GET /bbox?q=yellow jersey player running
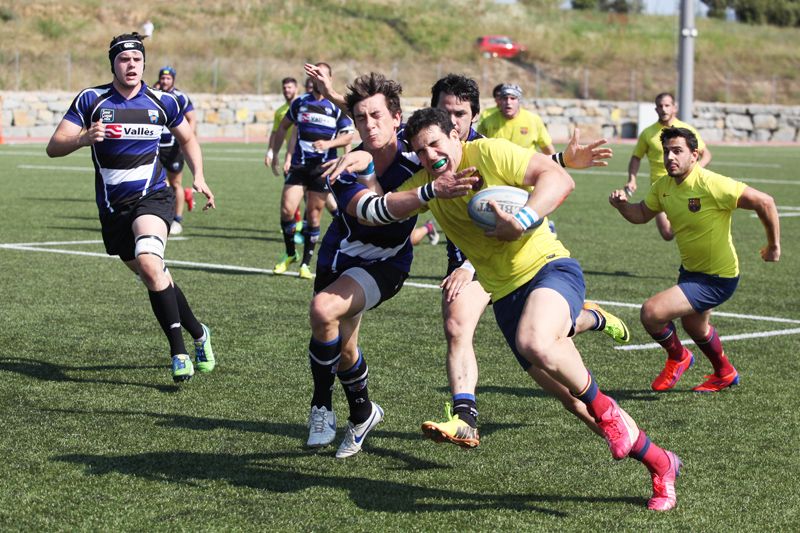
[626,92,712,240]
[329,107,682,512]
[610,127,779,392]
[477,83,555,155]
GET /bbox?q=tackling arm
[608,189,657,224]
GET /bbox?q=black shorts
[159,144,185,174]
[99,186,174,261]
[285,162,329,193]
[314,263,408,311]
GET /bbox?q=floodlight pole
[678,0,696,121]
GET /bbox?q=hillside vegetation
[0,0,798,103]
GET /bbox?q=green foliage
[0,6,16,22]
[1,142,799,529]
[34,17,68,39]
[734,0,800,26]
[571,0,598,9]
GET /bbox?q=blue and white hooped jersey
[318,129,421,274]
[159,88,193,148]
[287,92,354,166]
[445,127,485,266]
[63,82,184,214]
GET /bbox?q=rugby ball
[467,185,540,232]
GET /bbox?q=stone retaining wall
[3,91,799,143]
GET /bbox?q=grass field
[1,140,798,530]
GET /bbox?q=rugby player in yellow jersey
[326,106,679,511]
[477,83,555,155]
[610,127,779,393]
[625,92,712,240]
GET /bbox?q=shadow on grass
[439,385,663,402]
[0,357,179,393]
[23,197,93,203]
[45,226,100,234]
[52,449,643,515]
[583,269,672,281]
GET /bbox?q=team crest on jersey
[324,107,332,115]
[100,109,115,123]
[520,127,528,135]
[148,110,160,124]
[299,106,308,113]
[688,198,701,212]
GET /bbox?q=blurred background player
[46,33,216,383]
[419,75,628,449]
[264,76,304,245]
[477,83,503,125]
[625,92,712,240]
[610,126,779,392]
[477,83,555,156]
[269,62,354,279]
[156,66,196,235]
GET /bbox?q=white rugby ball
[467,185,540,232]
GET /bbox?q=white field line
[710,161,781,168]
[18,164,92,172]
[3,240,798,347]
[570,169,800,185]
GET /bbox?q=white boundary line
[3,239,798,348]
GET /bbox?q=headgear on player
[108,32,146,73]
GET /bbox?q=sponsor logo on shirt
[299,112,337,127]
[105,124,161,139]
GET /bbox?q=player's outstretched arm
[47,119,104,158]
[304,63,347,112]
[562,128,612,169]
[173,120,215,210]
[609,189,655,224]
[737,186,780,262]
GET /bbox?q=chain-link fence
[1,51,797,105]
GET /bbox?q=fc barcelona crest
[688,198,701,212]
[520,127,529,135]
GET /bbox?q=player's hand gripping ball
[467,186,541,232]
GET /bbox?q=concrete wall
[3,91,799,144]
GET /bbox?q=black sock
[309,335,340,410]
[173,283,203,339]
[302,225,320,266]
[452,393,478,427]
[281,219,296,256]
[148,285,186,356]
[337,350,371,424]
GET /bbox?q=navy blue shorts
[677,266,739,313]
[493,258,585,370]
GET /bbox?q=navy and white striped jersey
[63,82,184,214]
[159,88,193,148]
[318,130,421,274]
[445,126,485,266]
[286,92,354,166]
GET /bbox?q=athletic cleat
[648,451,682,511]
[193,323,215,373]
[184,187,194,211]
[171,354,194,383]
[598,399,636,460]
[169,220,183,235]
[273,252,300,274]
[692,369,740,392]
[424,221,440,246]
[583,301,630,343]
[335,402,384,458]
[299,263,313,280]
[294,220,304,245]
[307,406,337,448]
[421,403,480,448]
[651,349,694,391]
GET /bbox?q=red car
[475,35,526,59]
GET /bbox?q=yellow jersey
[633,119,706,184]
[644,166,746,277]
[272,100,294,137]
[477,108,552,152]
[401,138,570,300]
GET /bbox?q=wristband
[551,152,566,168]
[458,260,476,274]
[417,182,436,203]
[513,206,540,231]
[266,148,274,159]
[357,161,376,181]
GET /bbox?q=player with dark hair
[419,74,627,449]
[625,92,712,240]
[478,83,555,155]
[46,32,216,382]
[610,126,779,392]
[269,62,354,280]
[299,71,477,458]
[156,65,196,235]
